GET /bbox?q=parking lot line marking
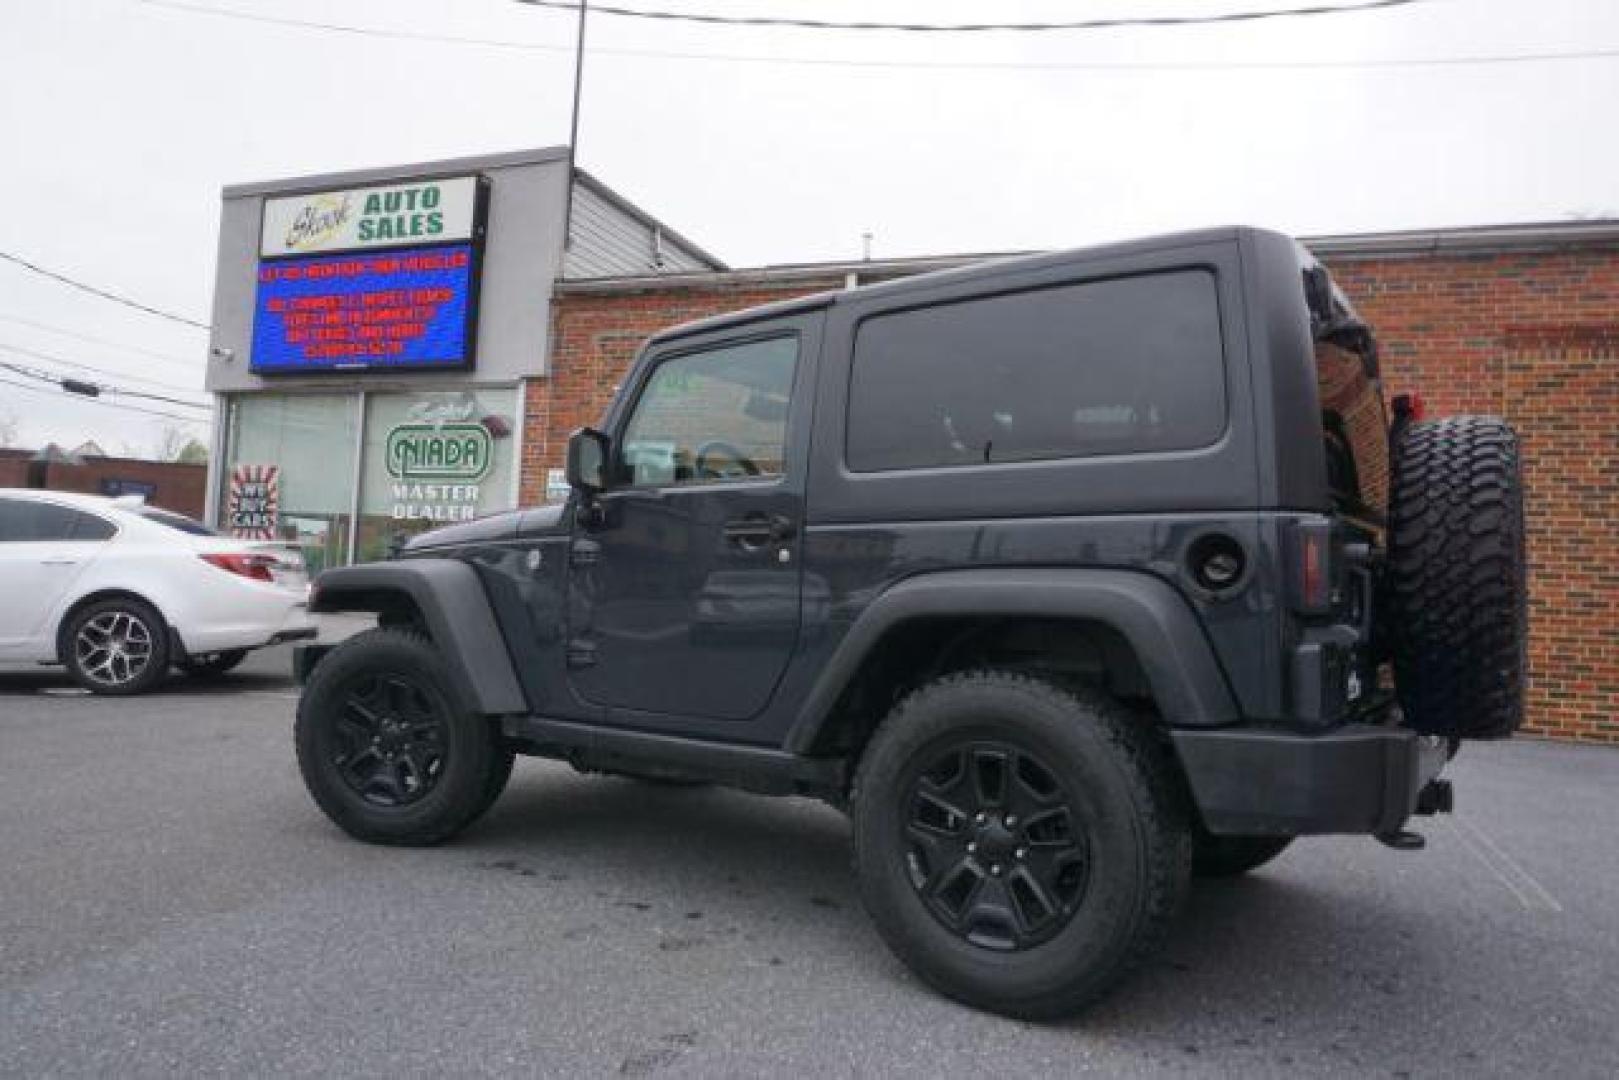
[1447,817,1564,914]
[1453,815,1564,913]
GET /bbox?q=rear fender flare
[309,560,526,716]
[785,568,1239,753]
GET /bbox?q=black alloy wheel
[903,738,1089,951]
[331,673,449,807]
[851,671,1192,1020]
[295,628,513,846]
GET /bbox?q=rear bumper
[1171,723,1451,837]
[177,603,317,655]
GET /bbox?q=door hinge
[569,539,601,567]
[566,639,598,669]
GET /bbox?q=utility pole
[561,0,590,252]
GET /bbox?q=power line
[0,360,212,414]
[0,341,209,401]
[0,250,210,330]
[133,0,1619,73]
[511,0,1431,33]
[0,313,204,371]
[0,372,210,425]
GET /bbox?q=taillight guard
[1288,520,1333,614]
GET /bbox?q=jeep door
[564,316,819,722]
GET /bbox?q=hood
[399,503,568,554]
[401,509,524,552]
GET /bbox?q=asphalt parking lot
[3,647,1618,1078]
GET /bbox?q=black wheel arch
[786,568,1240,757]
[310,560,527,717]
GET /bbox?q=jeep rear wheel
[296,628,512,846]
[1385,416,1528,739]
[851,671,1191,1020]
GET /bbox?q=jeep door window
[847,270,1225,471]
[619,336,798,487]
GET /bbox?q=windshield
[133,506,221,537]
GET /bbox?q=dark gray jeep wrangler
[294,227,1526,1019]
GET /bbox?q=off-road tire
[176,649,248,678]
[296,628,508,846]
[1192,828,1292,877]
[851,670,1192,1020]
[62,596,171,696]
[1385,416,1527,739]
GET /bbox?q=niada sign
[260,176,480,257]
[385,422,492,481]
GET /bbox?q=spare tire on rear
[1384,415,1527,739]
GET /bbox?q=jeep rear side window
[847,270,1226,472]
[619,335,798,487]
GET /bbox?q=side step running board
[502,715,846,797]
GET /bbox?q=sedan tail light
[199,552,278,583]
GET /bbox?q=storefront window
[353,388,519,563]
[223,394,358,573]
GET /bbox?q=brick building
[519,221,1619,743]
[0,447,206,517]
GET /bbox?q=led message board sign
[250,175,488,375]
[251,244,479,373]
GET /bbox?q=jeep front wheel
[851,671,1191,1020]
[295,628,512,846]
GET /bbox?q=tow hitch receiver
[1415,778,1454,816]
[1375,778,1455,851]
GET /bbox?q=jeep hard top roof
[648,226,1279,344]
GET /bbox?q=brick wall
[1330,251,1619,741]
[524,243,1619,741]
[39,457,207,518]
[520,283,836,506]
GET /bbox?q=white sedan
[0,489,315,694]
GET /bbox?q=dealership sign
[386,423,492,481]
[259,177,480,257]
[227,464,280,539]
[251,175,487,375]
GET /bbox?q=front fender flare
[785,568,1239,753]
[310,560,526,716]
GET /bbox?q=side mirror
[565,427,611,495]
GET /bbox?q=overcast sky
[1,0,1615,454]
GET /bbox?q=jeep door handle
[40,558,78,566]
[722,514,796,547]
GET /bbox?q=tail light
[199,552,278,583]
[1288,521,1333,613]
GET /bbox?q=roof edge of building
[556,252,1019,294]
[570,170,730,272]
[1304,219,1619,259]
[557,219,1619,294]
[222,146,571,199]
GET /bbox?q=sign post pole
[562,0,589,252]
